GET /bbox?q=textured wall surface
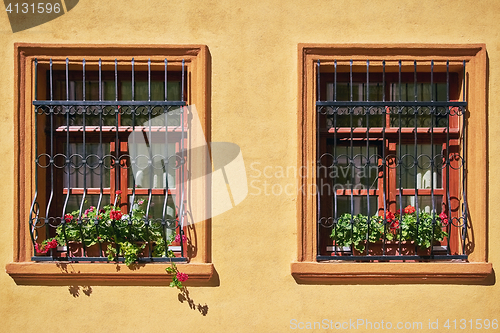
[0,1,499,332]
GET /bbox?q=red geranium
[390,220,400,234]
[385,211,395,222]
[110,209,122,221]
[404,205,416,214]
[35,238,58,254]
[64,214,73,223]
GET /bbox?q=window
[293,44,491,283]
[32,58,186,263]
[317,60,464,259]
[7,44,213,285]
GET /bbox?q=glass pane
[327,83,384,101]
[391,83,447,102]
[64,194,111,215]
[396,144,442,189]
[390,83,448,127]
[326,82,384,128]
[120,81,182,127]
[63,143,111,189]
[396,195,443,214]
[132,195,177,220]
[336,196,378,216]
[331,145,379,190]
[128,142,176,189]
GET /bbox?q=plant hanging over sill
[34,191,189,288]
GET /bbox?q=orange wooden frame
[293,44,492,284]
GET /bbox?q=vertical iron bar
[430,60,436,255]
[333,60,338,255]
[62,58,70,258]
[414,60,420,254]
[316,60,321,258]
[162,58,170,256]
[349,59,354,253]
[95,58,103,257]
[382,60,387,255]
[365,60,371,255]
[45,59,55,257]
[128,59,136,219]
[79,59,88,256]
[397,60,403,254]
[30,58,39,255]
[179,59,185,258]
[445,60,451,255]
[113,59,120,207]
[461,60,468,254]
[145,58,153,258]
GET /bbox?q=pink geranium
[174,234,187,243]
[176,272,189,282]
[439,212,449,225]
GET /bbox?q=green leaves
[330,210,448,252]
[331,214,385,252]
[55,199,186,287]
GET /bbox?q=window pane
[331,145,379,190]
[120,81,182,127]
[397,195,443,214]
[128,142,176,189]
[389,83,448,127]
[396,144,442,189]
[64,194,111,215]
[132,195,177,220]
[327,82,384,102]
[336,196,378,216]
[63,143,111,189]
[326,83,384,127]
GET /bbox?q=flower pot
[58,242,108,258]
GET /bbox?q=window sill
[6,262,215,286]
[291,262,493,284]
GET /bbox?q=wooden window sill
[6,262,215,286]
[291,262,493,284]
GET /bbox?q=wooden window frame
[293,44,492,283]
[7,43,214,286]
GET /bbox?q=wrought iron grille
[30,58,188,263]
[316,59,468,261]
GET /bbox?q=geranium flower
[439,212,449,225]
[35,238,58,254]
[385,211,395,222]
[46,239,58,249]
[110,209,122,221]
[174,234,187,243]
[176,272,188,282]
[390,220,400,234]
[35,243,47,254]
[64,214,73,223]
[404,205,416,214]
[84,206,95,216]
[115,190,122,195]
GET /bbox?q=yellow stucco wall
[1,1,499,332]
